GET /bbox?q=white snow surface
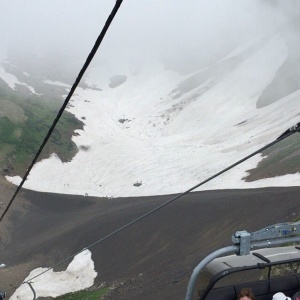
[0,64,21,90]
[5,36,300,197]
[0,63,41,95]
[9,250,97,300]
[44,79,71,87]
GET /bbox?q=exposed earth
[0,178,299,300]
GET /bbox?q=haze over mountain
[0,0,300,197]
[1,2,300,300]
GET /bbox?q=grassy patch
[0,99,26,123]
[244,134,300,181]
[0,74,84,176]
[56,288,109,300]
[0,117,21,144]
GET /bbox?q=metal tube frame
[185,223,300,300]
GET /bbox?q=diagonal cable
[23,121,300,284]
[0,0,124,223]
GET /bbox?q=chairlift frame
[185,222,300,300]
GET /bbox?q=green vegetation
[244,134,300,181]
[56,288,109,300]
[0,117,20,144]
[0,69,84,177]
[0,99,25,123]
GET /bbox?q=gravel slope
[0,186,300,299]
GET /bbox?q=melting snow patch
[44,79,71,87]
[9,250,97,299]
[0,65,22,90]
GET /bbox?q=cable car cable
[0,0,124,223]
[22,121,300,285]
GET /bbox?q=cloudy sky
[1,0,296,75]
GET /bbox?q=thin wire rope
[0,0,124,223]
[23,127,299,284]
[26,282,36,300]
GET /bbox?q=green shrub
[56,288,109,300]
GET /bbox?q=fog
[1,1,300,79]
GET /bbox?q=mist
[1,1,300,79]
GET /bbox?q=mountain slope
[1,34,300,197]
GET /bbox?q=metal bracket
[233,230,251,255]
[232,222,300,255]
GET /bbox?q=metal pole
[250,235,300,250]
[185,245,239,300]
